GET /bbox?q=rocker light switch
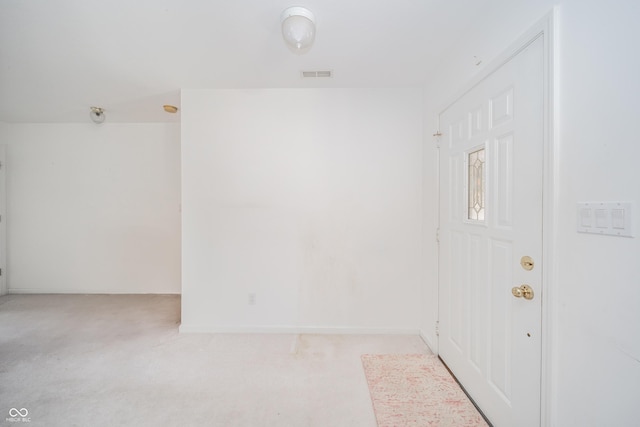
[577,202,633,238]
[594,209,608,228]
[580,208,592,227]
[611,209,625,229]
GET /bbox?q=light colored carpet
[0,294,431,427]
[362,354,488,427]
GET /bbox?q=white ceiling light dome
[280,6,316,53]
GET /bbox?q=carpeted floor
[0,294,433,427]
[362,354,488,427]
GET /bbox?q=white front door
[438,35,545,426]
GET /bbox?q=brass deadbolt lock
[520,256,534,271]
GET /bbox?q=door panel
[438,35,544,427]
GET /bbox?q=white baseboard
[179,324,421,335]
[419,330,438,354]
[7,288,181,295]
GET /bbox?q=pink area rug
[361,354,488,427]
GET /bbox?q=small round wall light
[163,105,178,113]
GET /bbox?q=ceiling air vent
[301,70,333,78]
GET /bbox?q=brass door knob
[511,284,534,300]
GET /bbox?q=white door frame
[435,10,558,426]
[0,144,6,296]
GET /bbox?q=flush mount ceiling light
[89,106,105,124]
[163,105,178,114]
[281,6,316,53]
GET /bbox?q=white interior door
[438,35,544,427]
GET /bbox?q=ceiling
[0,0,495,123]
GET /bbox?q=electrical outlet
[248,293,256,305]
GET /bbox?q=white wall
[181,88,423,333]
[4,123,181,294]
[421,1,640,425]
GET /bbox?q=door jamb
[0,144,6,296]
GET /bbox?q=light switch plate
[577,202,633,237]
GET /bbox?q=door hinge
[435,320,440,336]
[433,131,442,148]
[436,227,440,243]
